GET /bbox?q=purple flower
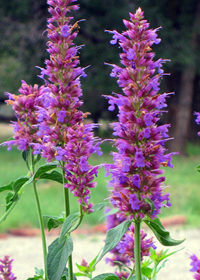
[131,174,141,188]
[189,252,200,280]
[61,24,70,37]
[57,110,66,122]
[144,113,154,126]
[79,156,89,172]
[129,194,140,210]
[135,150,145,167]
[116,225,156,262]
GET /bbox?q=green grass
[1,123,200,232]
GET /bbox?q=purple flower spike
[0,255,16,280]
[105,7,176,220]
[25,0,102,210]
[189,252,200,280]
[2,82,45,152]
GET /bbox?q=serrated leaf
[89,203,106,214]
[12,177,29,193]
[39,170,65,184]
[47,236,73,280]
[33,163,58,181]
[59,213,79,240]
[91,273,118,280]
[95,220,131,265]
[0,182,14,193]
[144,218,185,246]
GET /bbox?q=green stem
[134,220,142,280]
[32,155,48,280]
[63,170,74,280]
[69,204,84,233]
[151,261,158,279]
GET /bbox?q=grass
[1,123,200,232]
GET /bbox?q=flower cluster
[2,81,44,152]
[189,253,200,280]
[116,225,156,261]
[2,0,101,212]
[0,256,16,280]
[105,7,176,220]
[33,0,101,211]
[34,0,88,160]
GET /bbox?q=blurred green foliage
[0,0,200,143]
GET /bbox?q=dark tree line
[0,0,200,154]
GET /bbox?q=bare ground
[0,226,199,280]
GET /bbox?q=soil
[0,220,199,280]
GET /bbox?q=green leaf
[0,182,14,193]
[26,277,43,280]
[104,276,119,280]
[144,218,185,246]
[196,165,200,172]
[76,263,88,273]
[61,268,77,280]
[33,163,58,180]
[144,198,155,216]
[59,213,79,240]
[89,254,99,272]
[156,259,168,274]
[22,149,30,170]
[39,170,64,184]
[33,154,41,165]
[12,176,29,193]
[141,267,153,279]
[91,273,118,280]
[45,216,64,231]
[44,213,65,231]
[95,220,131,265]
[34,267,44,277]
[5,192,14,210]
[47,236,73,280]
[74,272,86,277]
[89,203,106,214]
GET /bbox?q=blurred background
[0,0,200,231]
[0,0,200,155]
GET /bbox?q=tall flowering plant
[0,1,102,280]
[92,7,184,280]
[0,2,186,280]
